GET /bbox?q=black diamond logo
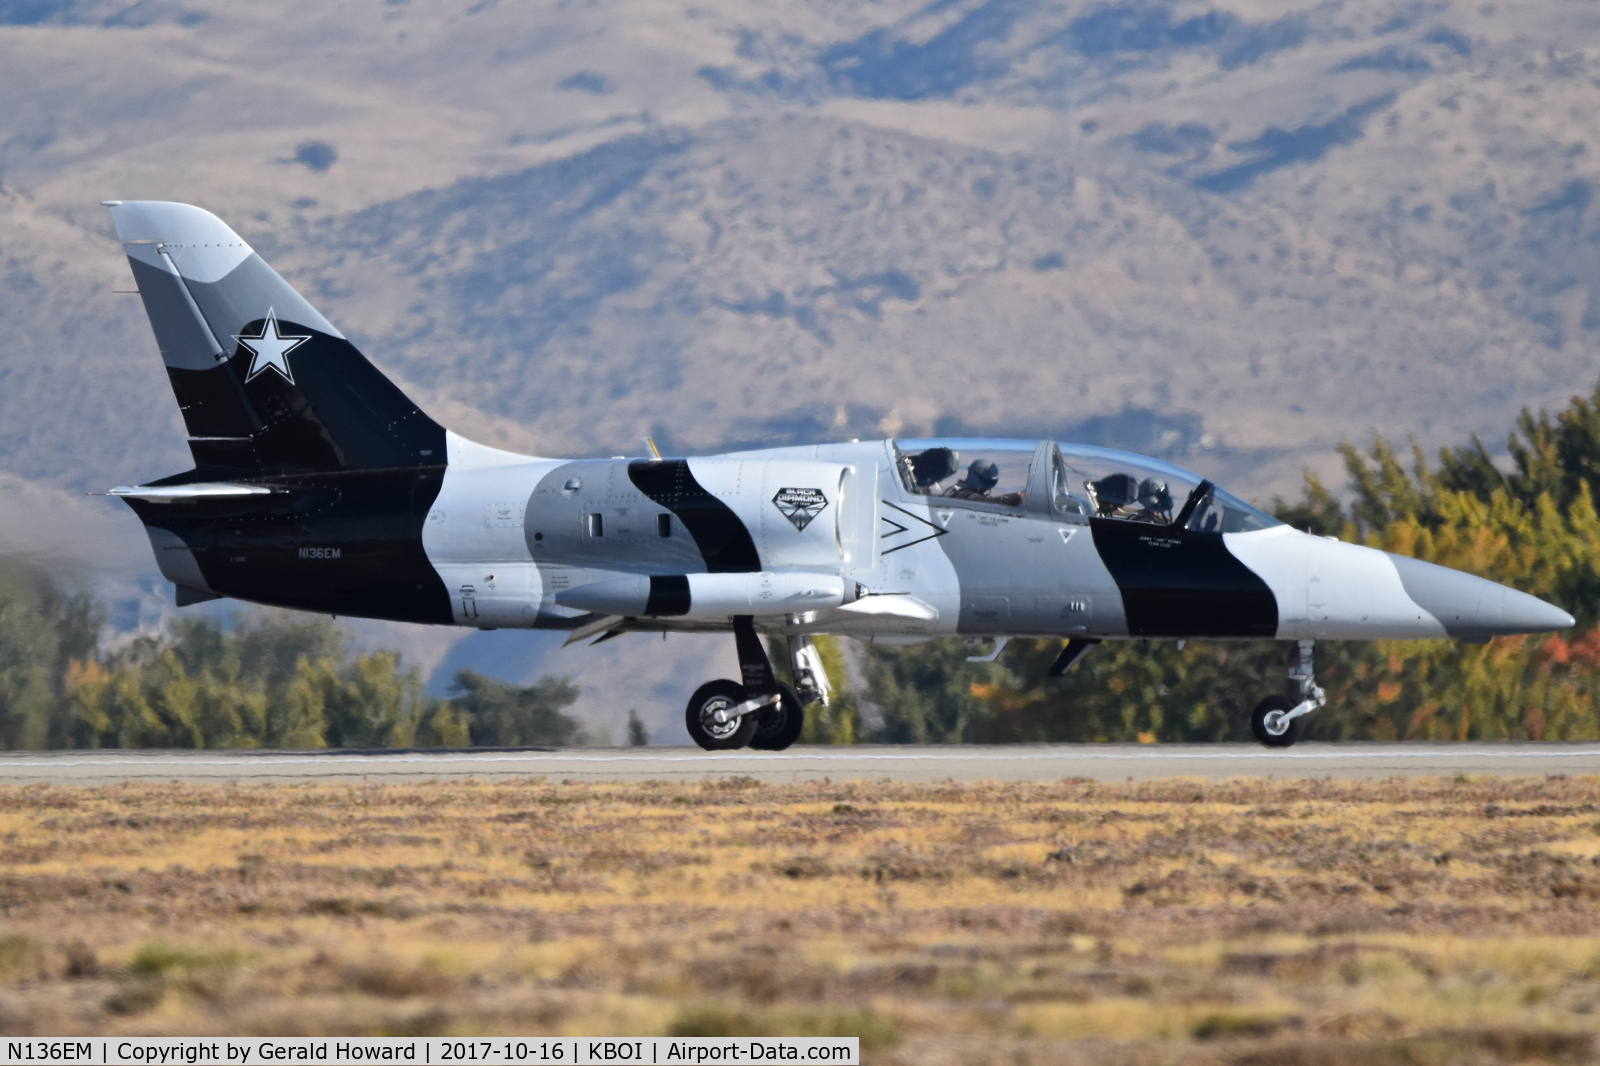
[773,487,828,531]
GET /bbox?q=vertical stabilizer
[106,200,444,474]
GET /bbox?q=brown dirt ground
[2,774,1600,1064]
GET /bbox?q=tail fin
[106,201,444,474]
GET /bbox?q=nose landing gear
[1251,639,1325,748]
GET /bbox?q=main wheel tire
[1251,694,1304,748]
[686,679,759,751]
[748,683,805,751]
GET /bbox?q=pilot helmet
[910,447,960,488]
[966,459,1000,492]
[1138,477,1170,507]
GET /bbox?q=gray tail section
[106,200,444,475]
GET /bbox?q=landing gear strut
[750,634,827,751]
[1251,639,1325,748]
[683,618,814,752]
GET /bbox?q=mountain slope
[0,0,1596,721]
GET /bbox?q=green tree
[64,610,454,750]
[0,568,589,751]
[864,639,1013,744]
[0,596,57,750]
[0,561,104,750]
[766,635,861,744]
[446,670,584,746]
[298,650,430,748]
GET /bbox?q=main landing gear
[1251,639,1325,748]
[684,618,829,752]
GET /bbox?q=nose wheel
[1252,640,1324,748]
[1251,695,1305,747]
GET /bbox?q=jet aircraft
[102,201,1575,749]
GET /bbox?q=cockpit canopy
[893,439,1282,534]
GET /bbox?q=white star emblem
[235,308,310,384]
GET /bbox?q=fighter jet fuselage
[104,201,1574,749]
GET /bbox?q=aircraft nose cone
[1387,553,1574,638]
[1497,586,1576,633]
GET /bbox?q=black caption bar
[0,1040,858,1066]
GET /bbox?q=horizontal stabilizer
[109,482,274,501]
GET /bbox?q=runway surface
[0,743,1596,785]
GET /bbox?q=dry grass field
[2,774,1600,1064]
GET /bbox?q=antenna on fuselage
[642,436,662,461]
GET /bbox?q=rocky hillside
[1,0,1596,734]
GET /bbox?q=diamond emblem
[772,487,828,532]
